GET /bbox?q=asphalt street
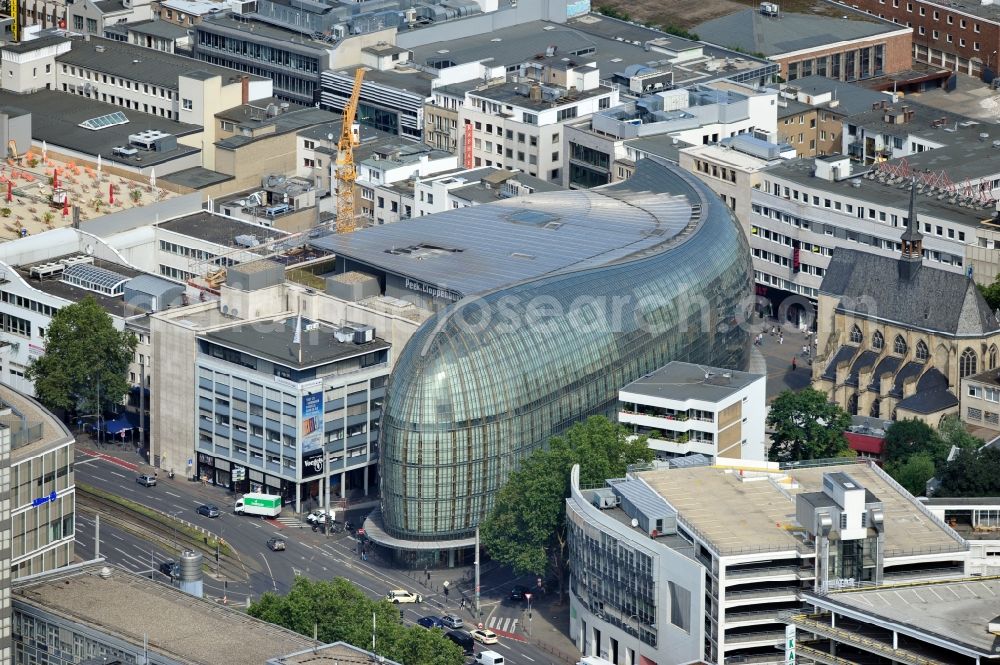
[74,451,572,664]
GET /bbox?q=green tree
[481,416,653,602]
[248,577,464,665]
[977,273,1000,312]
[26,296,136,418]
[937,447,1000,497]
[883,418,948,466]
[938,414,983,451]
[766,389,853,462]
[885,452,935,496]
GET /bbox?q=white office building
[618,362,766,462]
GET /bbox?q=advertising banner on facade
[301,392,323,454]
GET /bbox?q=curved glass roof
[61,263,129,295]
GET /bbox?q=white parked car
[386,589,422,604]
[306,509,332,524]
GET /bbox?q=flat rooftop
[813,577,1000,656]
[763,158,994,227]
[621,361,762,402]
[15,255,146,316]
[202,316,390,369]
[695,8,901,57]
[157,211,287,247]
[330,66,437,99]
[638,462,963,556]
[408,16,773,90]
[0,89,201,169]
[58,36,267,91]
[0,384,73,462]
[14,563,317,664]
[312,157,704,297]
[199,14,333,53]
[126,19,190,40]
[470,80,610,111]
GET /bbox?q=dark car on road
[197,504,220,518]
[417,616,444,629]
[445,630,474,655]
[159,560,180,578]
[509,585,529,601]
[267,537,286,551]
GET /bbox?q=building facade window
[872,330,884,351]
[916,339,929,361]
[850,324,863,344]
[893,335,907,355]
[960,347,978,378]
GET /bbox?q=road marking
[110,471,126,479]
[111,533,125,542]
[259,552,277,591]
[78,449,140,472]
[164,491,181,498]
[521,655,534,662]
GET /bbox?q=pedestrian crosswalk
[488,616,519,634]
[272,516,308,529]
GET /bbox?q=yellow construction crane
[8,0,18,43]
[335,67,365,234]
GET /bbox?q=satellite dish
[221,304,229,314]
[230,308,238,317]
[327,133,334,141]
[630,518,639,528]
[85,244,94,255]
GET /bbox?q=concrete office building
[618,361,766,462]
[191,261,390,503]
[12,561,318,665]
[5,385,75,581]
[312,157,753,562]
[679,136,795,231]
[695,6,913,84]
[849,0,1000,78]
[567,460,970,665]
[565,82,778,189]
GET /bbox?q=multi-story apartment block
[850,0,1000,77]
[618,362,766,462]
[564,82,777,189]
[354,143,456,223]
[844,98,980,164]
[959,369,1000,434]
[567,459,970,665]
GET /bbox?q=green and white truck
[234,493,282,517]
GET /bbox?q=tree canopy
[766,389,853,462]
[248,577,464,665]
[977,273,1000,312]
[936,446,1000,497]
[26,296,136,417]
[883,416,983,497]
[480,416,653,600]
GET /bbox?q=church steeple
[899,178,923,281]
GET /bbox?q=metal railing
[724,629,786,645]
[724,608,786,624]
[726,586,800,600]
[787,613,952,665]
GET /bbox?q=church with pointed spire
[813,181,1000,424]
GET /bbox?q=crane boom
[335,67,365,234]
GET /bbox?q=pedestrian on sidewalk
[792,357,797,371]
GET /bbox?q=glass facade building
[372,158,754,548]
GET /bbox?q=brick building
[851,0,1000,77]
[697,7,912,83]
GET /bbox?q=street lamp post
[988,50,998,78]
[628,613,642,665]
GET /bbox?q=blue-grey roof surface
[313,158,706,297]
[125,274,183,298]
[822,345,857,381]
[784,76,894,116]
[822,248,1000,336]
[607,478,675,521]
[620,360,762,401]
[696,9,900,56]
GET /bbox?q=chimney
[241,75,250,105]
[529,84,542,102]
